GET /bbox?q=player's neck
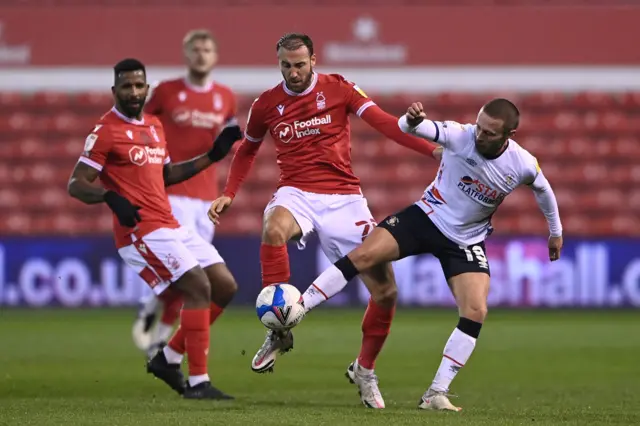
[482,140,509,160]
[114,104,143,122]
[285,72,316,94]
[186,73,211,90]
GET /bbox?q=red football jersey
[145,78,237,201]
[78,108,179,248]
[245,73,375,195]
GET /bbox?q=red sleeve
[222,139,261,199]
[78,124,114,171]
[337,75,375,116]
[144,82,163,115]
[360,105,437,158]
[244,97,268,142]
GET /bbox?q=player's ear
[508,129,517,139]
[310,53,317,67]
[111,86,115,95]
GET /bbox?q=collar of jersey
[111,106,145,126]
[183,77,214,93]
[282,72,318,97]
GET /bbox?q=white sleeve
[528,170,563,237]
[398,115,468,150]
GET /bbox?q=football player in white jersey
[295,98,563,410]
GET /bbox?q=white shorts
[119,226,220,295]
[168,195,223,264]
[264,186,376,263]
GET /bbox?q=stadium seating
[1,91,638,236]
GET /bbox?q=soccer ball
[256,284,306,330]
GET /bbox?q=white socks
[162,344,209,387]
[153,322,174,345]
[162,344,184,365]
[188,374,210,387]
[301,265,349,312]
[431,327,477,393]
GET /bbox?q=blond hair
[183,29,216,49]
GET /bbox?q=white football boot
[345,360,385,409]
[251,329,294,373]
[418,388,462,411]
[131,296,159,352]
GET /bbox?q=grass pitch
[0,308,638,425]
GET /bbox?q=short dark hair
[276,33,314,56]
[481,98,520,133]
[113,58,146,84]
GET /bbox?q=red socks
[175,309,210,376]
[358,298,396,369]
[260,243,290,287]
[167,303,225,356]
[209,303,224,324]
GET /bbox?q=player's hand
[548,235,563,261]
[406,102,427,127]
[104,190,142,228]
[207,123,243,162]
[207,196,233,225]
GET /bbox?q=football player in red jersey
[207,33,442,397]
[132,29,240,358]
[68,58,242,399]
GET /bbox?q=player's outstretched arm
[359,104,438,159]
[219,138,261,199]
[67,162,106,204]
[164,124,242,186]
[397,102,468,151]
[527,169,563,261]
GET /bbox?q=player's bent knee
[348,247,381,272]
[215,274,238,306]
[262,222,288,245]
[172,266,211,308]
[362,263,397,307]
[351,228,400,271]
[371,284,397,307]
[204,263,237,308]
[262,210,296,245]
[460,304,488,323]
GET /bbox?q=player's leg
[261,207,301,286]
[301,203,413,311]
[252,187,316,373]
[310,199,417,409]
[158,228,237,399]
[303,204,427,408]
[419,242,490,412]
[134,195,193,355]
[119,229,212,397]
[195,198,237,327]
[132,287,159,352]
[160,265,221,399]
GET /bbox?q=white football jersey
[413,120,541,247]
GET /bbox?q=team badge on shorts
[386,216,399,227]
[165,254,181,271]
